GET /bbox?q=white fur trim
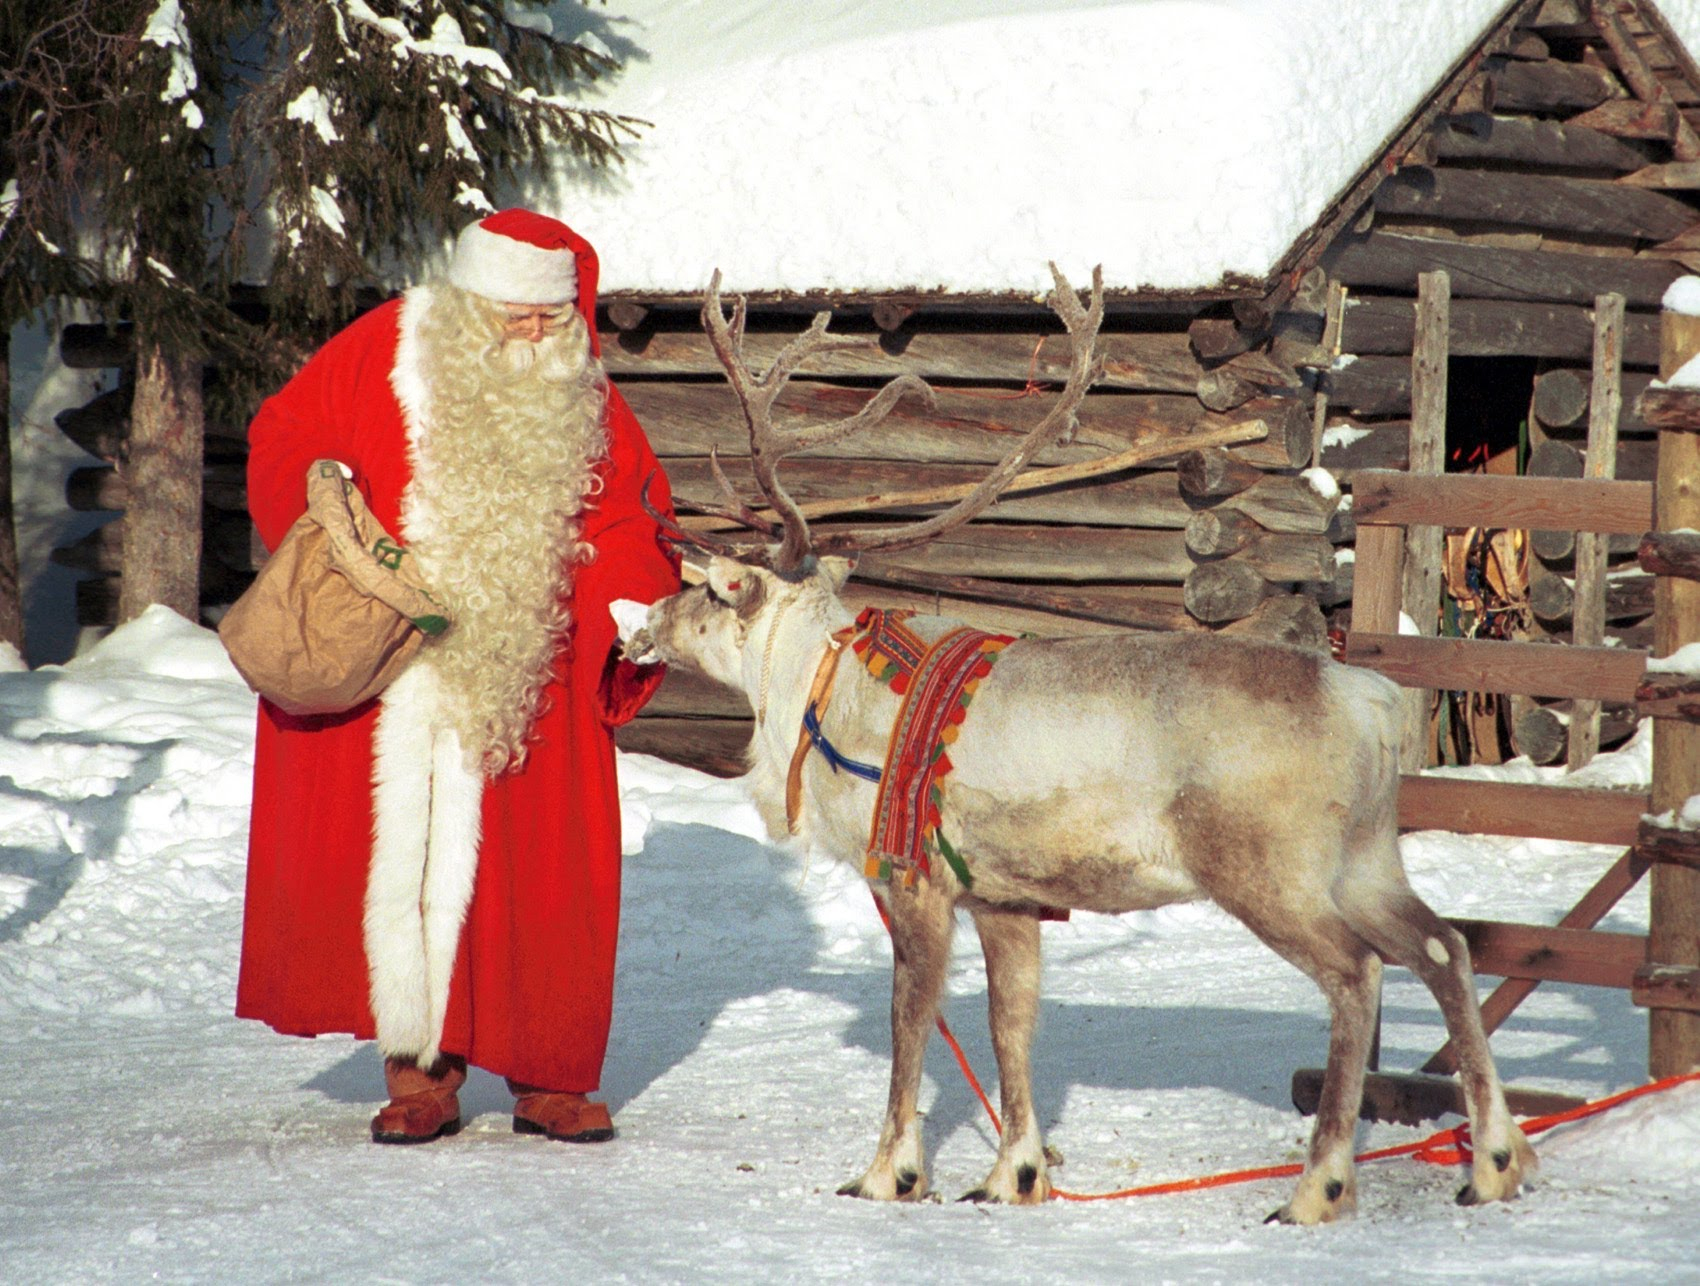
[448,222,578,305]
[366,636,484,1065]
[390,287,433,454]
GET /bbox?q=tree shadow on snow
[295,820,1654,1147]
[0,670,177,946]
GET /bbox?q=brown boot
[371,1055,466,1144]
[509,1081,615,1143]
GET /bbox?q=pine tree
[0,3,131,652]
[230,1,642,345]
[5,0,641,637]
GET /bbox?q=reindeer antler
[686,264,1104,575]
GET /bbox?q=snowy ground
[2,608,1698,1283]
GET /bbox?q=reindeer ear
[707,556,767,615]
[817,555,856,593]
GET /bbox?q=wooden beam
[1633,965,1700,1013]
[1342,631,1647,701]
[645,668,751,720]
[1348,523,1405,634]
[1350,470,1653,534]
[1640,529,1700,579]
[606,327,1214,393]
[614,717,750,778]
[1634,818,1700,871]
[845,569,1198,635]
[1396,775,1648,845]
[1451,917,1645,989]
[1324,228,1681,308]
[1650,297,1700,1076]
[1429,112,1655,173]
[626,383,1310,470]
[666,457,1200,529]
[1536,368,1656,435]
[1567,97,1683,142]
[1635,670,1700,720]
[1290,1069,1584,1126]
[1531,567,1655,623]
[1512,700,1641,764]
[1373,166,1696,242]
[1490,52,1624,112]
[1338,294,1662,366]
[1570,292,1627,768]
[1401,272,1449,765]
[1637,384,1700,430]
[1592,0,1700,159]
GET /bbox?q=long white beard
[401,285,609,776]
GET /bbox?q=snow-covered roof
[544,0,1700,300]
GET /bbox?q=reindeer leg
[1212,884,1381,1225]
[960,903,1049,1205]
[1338,873,1537,1208]
[838,880,955,1202]
[1267,940,1380,1226]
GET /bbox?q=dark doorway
[1446,356,1537,474]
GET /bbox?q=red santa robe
[235,237,680,1091]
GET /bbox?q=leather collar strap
[785,626,864,833]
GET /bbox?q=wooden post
[1651,296,1700,1076]
[1569,292,1625,769]
[1402,272,1449,767]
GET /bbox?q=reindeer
[614,266,1536,1224]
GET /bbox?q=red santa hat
[446,208,603,355]
[448,208,584,306]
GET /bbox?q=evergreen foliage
[230,1,644,345]
[2,0,642,645]
[5,0,642,383]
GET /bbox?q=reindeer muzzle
[609,598,661,665]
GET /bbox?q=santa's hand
[609,599,659,664]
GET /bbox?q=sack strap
[305,461,449,635]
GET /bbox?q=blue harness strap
[803,703,882,782]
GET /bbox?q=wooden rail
[1343,451,1700,1074]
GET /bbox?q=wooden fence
[1298,459,1700,1115]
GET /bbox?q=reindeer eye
[704,583,729,607]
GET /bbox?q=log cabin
[55,0,1700,773]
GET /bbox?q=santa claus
[235,209,681,1145]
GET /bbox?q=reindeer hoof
[1456,1183,1481,1207]
[1267,1174,1355,1226]
[836,1180,866,1199]
[959,1187,992,1204]
[1265,1203,1333,1226]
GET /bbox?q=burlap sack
[219,460,449,716]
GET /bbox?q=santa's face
[499,302,574,344]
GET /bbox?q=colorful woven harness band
[851,608,1013,889]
